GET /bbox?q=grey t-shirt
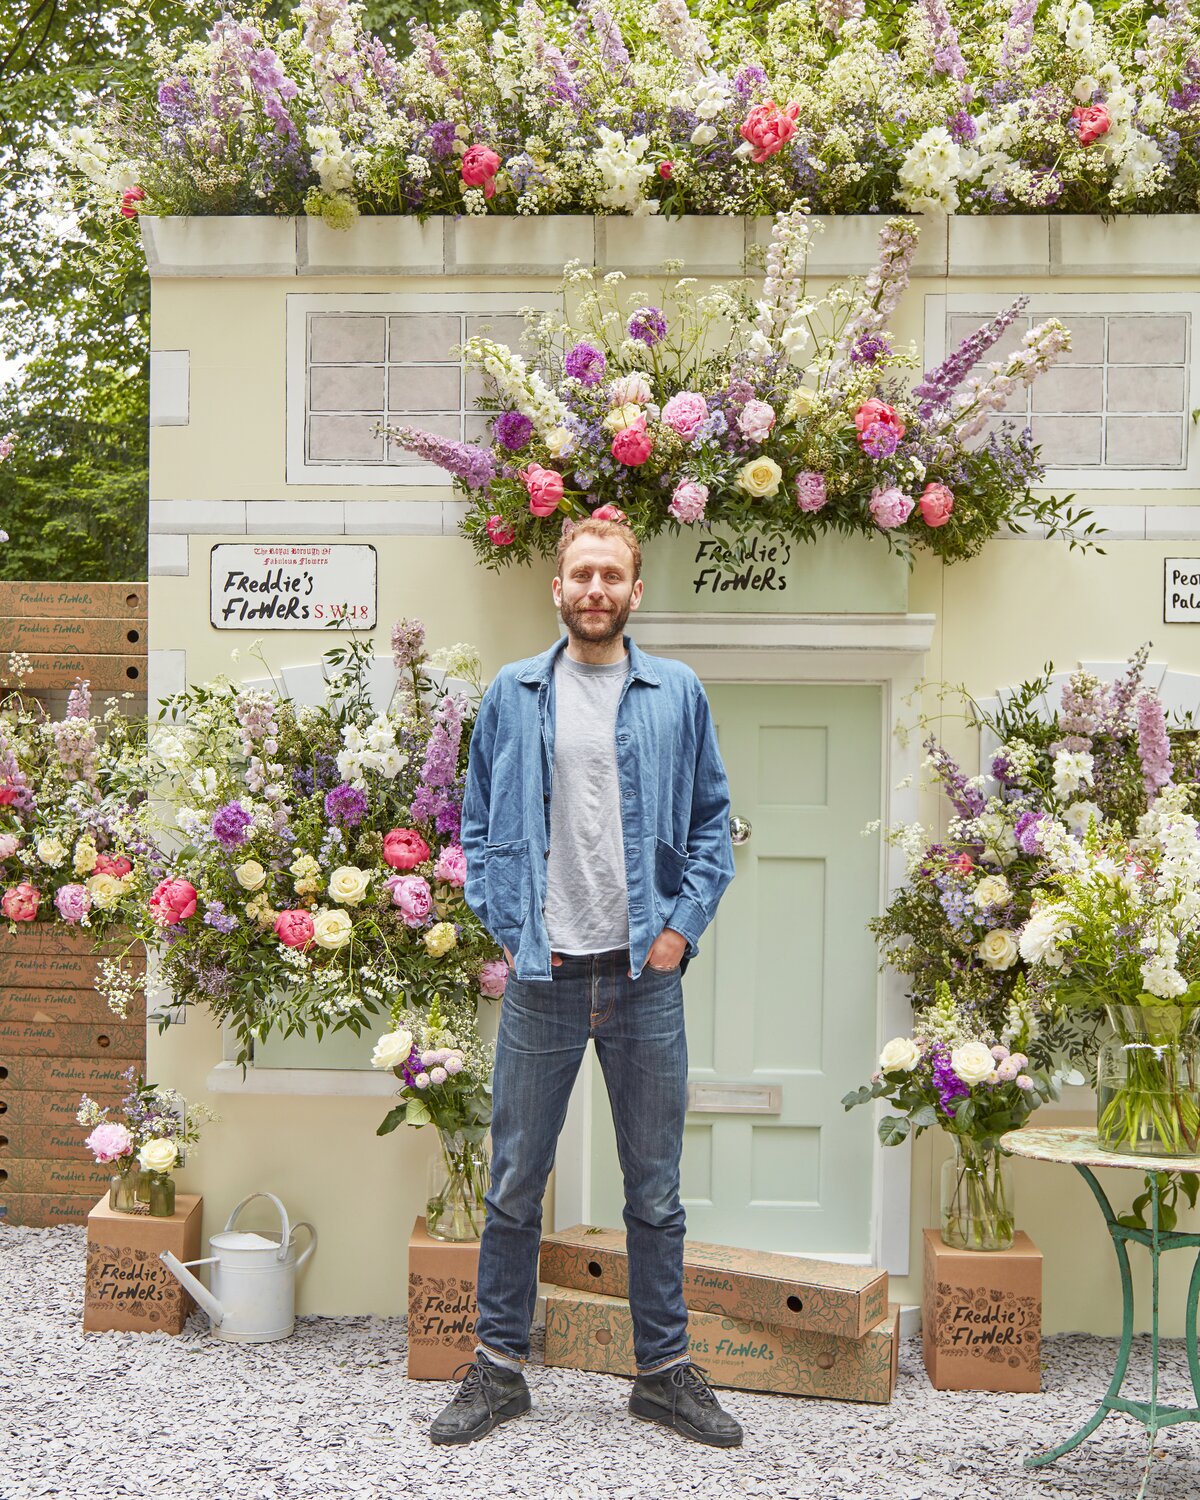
[543,652,630,954]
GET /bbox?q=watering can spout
[159,1251,225,1326]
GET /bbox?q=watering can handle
[289,1221,317,1272]
[225,1191,292,1261]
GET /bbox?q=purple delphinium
[386,425,496,491]
[628,307,667,347]
[203,900,239,935]
[930,1045,971,1116]
[1014,810,1051,855]
[587,4,631,71]
[212,801,252,849]
[1137,691,1173,802]
[564,343,607,387]
[850,333,892,365]
[426,119,457,159]
[324,782,368,827]
[495,410,533,451]
[859,421,901,459]
[411,693,466,840]
[925,737,986,819]
[913,296,1029,421]
[999,0,1036,67]
[946,109,977,145]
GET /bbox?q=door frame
[553,611,936,1278]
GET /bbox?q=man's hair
[555,518,643,580]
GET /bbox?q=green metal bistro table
[1002,1125,1200,1493]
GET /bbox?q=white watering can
[159,1191,317,1343]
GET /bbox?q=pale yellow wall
[149,259,1200,1328]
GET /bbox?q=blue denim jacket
[461,635,734,981]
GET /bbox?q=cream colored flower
[312,908,353,950]
[878,1036,921,1073]
[544,426,576,458]
[234,859,267,892]
[972,874,1010,909]
[290,852,321,882]
[138,1139,178,1173]
[736,457,782,498]
[36,836,66,868]
[328,865,370,905]
[950,1041,996,1086]
[603,402,644,432]
[424,921,458,957]
[977,928,1020,971]
[86,873,124,910]
[785,386,817,420]
[371,1028,414,1069]
[245,892,279,931]
[73,840,98,876]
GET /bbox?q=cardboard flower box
[406,1216,480,1380]
[83,1192,203,1334]
[540,1225,888,1340]
[921,1229,1042,1392]
[543,1286,900,1403]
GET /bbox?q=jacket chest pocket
[484,839,531,935]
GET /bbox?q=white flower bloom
[372,1028,414,1069]
[1019,905,1073,970]
[879,1036,921,1072]
[1063,800,1103,837]
[977,928,1020,971]
[950,1041,996,1086]
[1053,749,1094,799]
[690,124,718,146]
[972,874,1011,909]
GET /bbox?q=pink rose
[611,419,654,466]
[461,145,501,198]
[0,832,19,860]
[737,399,776,444]
[590,504,627,523]
[433,844,467,887]
[0,784,18,806]
[658,161,673,180]
[54,884,92,925]
[275,909,315,949]
[485,514,515,546]
[795,472,827,512]
[148,877,197,926]
[382,829,431,870]
[668,480,708,523]
[868,485,914,530]
[93,853,133,878]
[85,1121,133,1164]
[660,392,710,441]
[919,482,954,528]
[1072,104,1110,147]
[854,399,905,444]
[388,874,433,927]
[119,186,146,219]
[740,100,800,163]
[479,959,509,999]
[2,881,40,922]
[522,464,565,517]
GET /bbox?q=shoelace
[449,1359,512,1416]
[668,1362,719,1407]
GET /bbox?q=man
[432,517,739,1448]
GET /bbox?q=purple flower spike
[628,307,667,347]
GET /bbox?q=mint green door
[586,683,882,1255]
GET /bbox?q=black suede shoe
[628,1362,743,1448]
[429,1354,532,1445]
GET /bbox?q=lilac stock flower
[924,737,986,819]
[494,410,533,451]
[734,64,768,99]
[946,110,977,145]
[426,119,457,159]
[391,618,426,673]
[212,801,252,849]
[1014,810,1051,855]
[1000,0,1036,67]
[324,783,368,827]
[628,307,667,347]
[930,1045,970,1116]
[203,900,239,934]
[859,421,902,459]
[913,296,1029,421]
[850,333,892,365]
[1137,692,1173,801]
[387,425,496,491]
[564,343,607,387]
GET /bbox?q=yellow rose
[312,908,353,950]
[602,402,643,432]
[424,921,458,957]
[328,865,370,905]
[544,426,576,458]
[234,859,267,892]
[138,1139,178,1173]
[36,836,66,868]
[86,873,124,910]
[73,841,98,876]
[736,457,783,498]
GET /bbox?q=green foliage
[1117,1171,1200,1233]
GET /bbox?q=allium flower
[627,307,667,347]
[859,422,901,459]
[324,783,368,827]
[850,334,892,364]
[494,411,533,451]
[564,343,607,387]
[211,801,252,849]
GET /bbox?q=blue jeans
[473,948,690,1375]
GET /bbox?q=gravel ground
[3,1225,1199,1500]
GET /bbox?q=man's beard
[559,593,632,645]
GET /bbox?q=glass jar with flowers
[844,980,1056,1251]
[80,1065,217,1214]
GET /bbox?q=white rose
[544,426,576,458]
[328,865,370,906]
[690,124,717,146]
[86,873,124,910]
[950,1041,996,1087]
[972,874,1010,909]
[36,836,66,868]
[371,1028,414,1070]
[138,1139,178,1173]
[603,402,644,432]
[312,908,353,949]
[878,1036,921,1073]
[234,859,267,892]
[977,928,1020,971]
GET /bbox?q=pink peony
[658,161,673,180]
[479,959,509,998]
[85,1121,134,1164]
[521,464,565,517]
[433,844,467,887]
[737,399,776,443]
[93,853,132,878]
[2,881,41,922]
[611,419,654,466]
[854,399,905,445]
[389,874,433,927]
[660,392,710,441]
[590,504,627,523]
[275,909,315,949]
[795,472,827,512]
[382,828,431,870]
[54,884,92,924]
[609,373,652,406]
[0,832,19,860]
[740,100,800,163]
[148,877,197,926]
[668,480,708,523]
[919,482,955,528]
[1073,104,1110,146]
[119,186,146,219]
[485,514,515,546]
[868,486,914,530]
[460,145,501,198]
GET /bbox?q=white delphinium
[896,126,965,213]
[749,209,820,366]
[462,337,572,433]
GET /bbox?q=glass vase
[426,1129,490,1242]
[940,1138,1015,1252]
[1096,1004,1200,1158]
[108,1164,143,1213]
[147,1171,176,1218]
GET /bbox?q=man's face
[552,534,643,646]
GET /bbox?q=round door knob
[730,816,752,845]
